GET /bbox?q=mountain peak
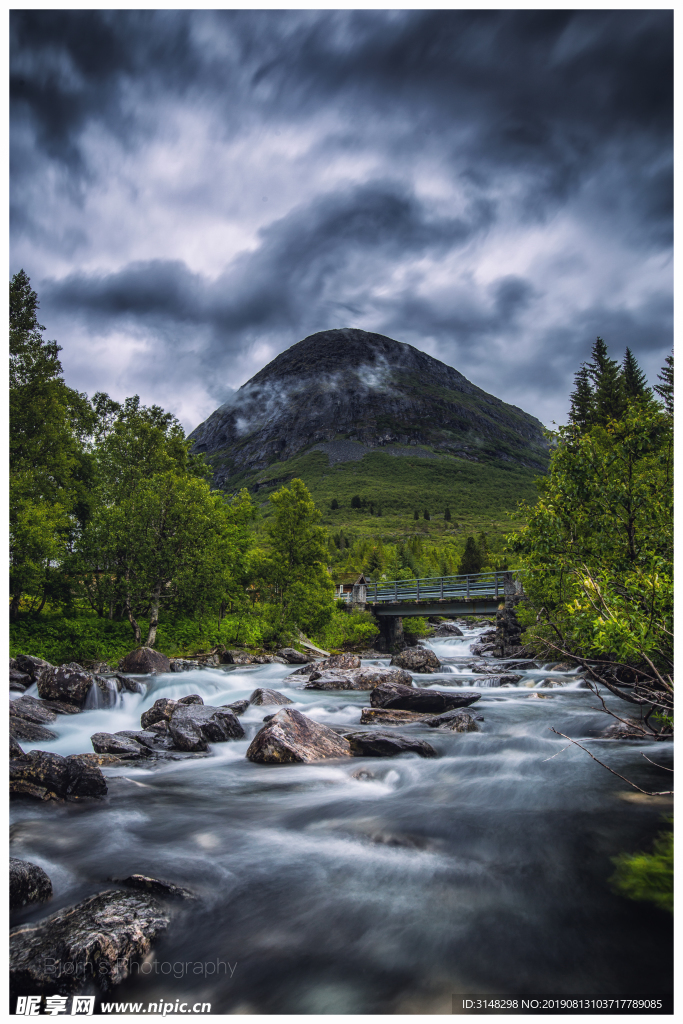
[190,328,548,490]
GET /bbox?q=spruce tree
[622,347,650,401]
[587,337,625,424]
[654,353,673,416]
[568,364,594,429]
[444,507,451,522]
[414,510,419,520]
[458,536,483,576]
[424,509,430,521]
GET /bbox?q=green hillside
[226,446,542,552]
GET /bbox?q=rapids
[10,624,673,1012]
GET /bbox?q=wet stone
[344,731,438,758]
[222,699,250,716]
[370,682,481,713]
[390,647,441,673]
[10,858,53,910]
[247,708,352,764]
[115,874,195,901]
[248,688,294,706]
[119,648,171,675]
[10,750,107,801]
[168,705,245,752]
[10,889,170,995]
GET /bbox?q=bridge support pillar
[495,572,524,656]
[374,615,404,654]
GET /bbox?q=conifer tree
[654,353,673,416]
[568,364,594,429]
[587,336,625,424]
[622,347,650,401]
[444,507,451,522]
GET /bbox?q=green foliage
[257,478,335,640]
[423,509,430,520]
[510,354,673,687]
[351,494,361,509]
[330,498,339,510]
[314,608,380,651]
[458,536,484,575]
[654,353,673,416]
[610,822,673,914]
[9,271,95,616]
[9,610,265,665]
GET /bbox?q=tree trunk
[10,590,21,620]
[124,574,142,644]
[145,581,162,648]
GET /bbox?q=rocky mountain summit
[190,328,548,489]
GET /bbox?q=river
[10,624,673,1013]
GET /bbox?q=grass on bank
[8,606,427,666]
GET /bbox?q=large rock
[14,655,53,684]
[119,648,171,675]
[10,859,53,910]
[91,732,154,758]
[432,622,464,637]
[277,648,314,664]
[10,889,170,995]
[10,751,107,801]
[140,697,181,730]
[222,699,249,716]
[390,647,441,673]
[168,705,245,752]
[115,874,194,901]
[37,664,118,708]
[169,659,202,672]
[370,682,481,713]
[246,708,352,764]
[359,708,430,725]
[10,669,31,692]
[315,653,361,672]
[304,666,413,691]
[248,688,294,706]
[10,735,25,757]
[422,709,481,732]
[344,731,437,758]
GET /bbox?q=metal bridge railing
[369,570,520,604]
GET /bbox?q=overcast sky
[11,9,672,431]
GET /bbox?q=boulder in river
[314,653,361,672]
[37,663,118,708]
[169,658,202,672]
[304,665,413,691]
[10,668,31,692]
[10,750,107,801]
[14,654,53,685]
[390,647,441,673]
[10,889,170,995]
[91,732,154,758]
[248,688,294,706]
[10,858,53,909]
[431,622,464,637]
[370,682,481,713]
[10,735,25,757]
[168,704,244,752]
[277,647,314,664]
[222,699,250,716]
[119,648,171,675]
[599,720,647,739]
[247,708,352,764]
[115,874,195,901]
[421,709,480,732]
[344,731,437,758]
[359,708,430,725]
[140,697,181,729]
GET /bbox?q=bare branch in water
[549,729,673,796]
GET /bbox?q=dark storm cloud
[43,181,494,366]
[11,9,672,429]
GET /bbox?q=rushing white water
[10,625,672,1012]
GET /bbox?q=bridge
[352,570,523,618]
[340,570,524,651]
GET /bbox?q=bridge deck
[360,571,516,617]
